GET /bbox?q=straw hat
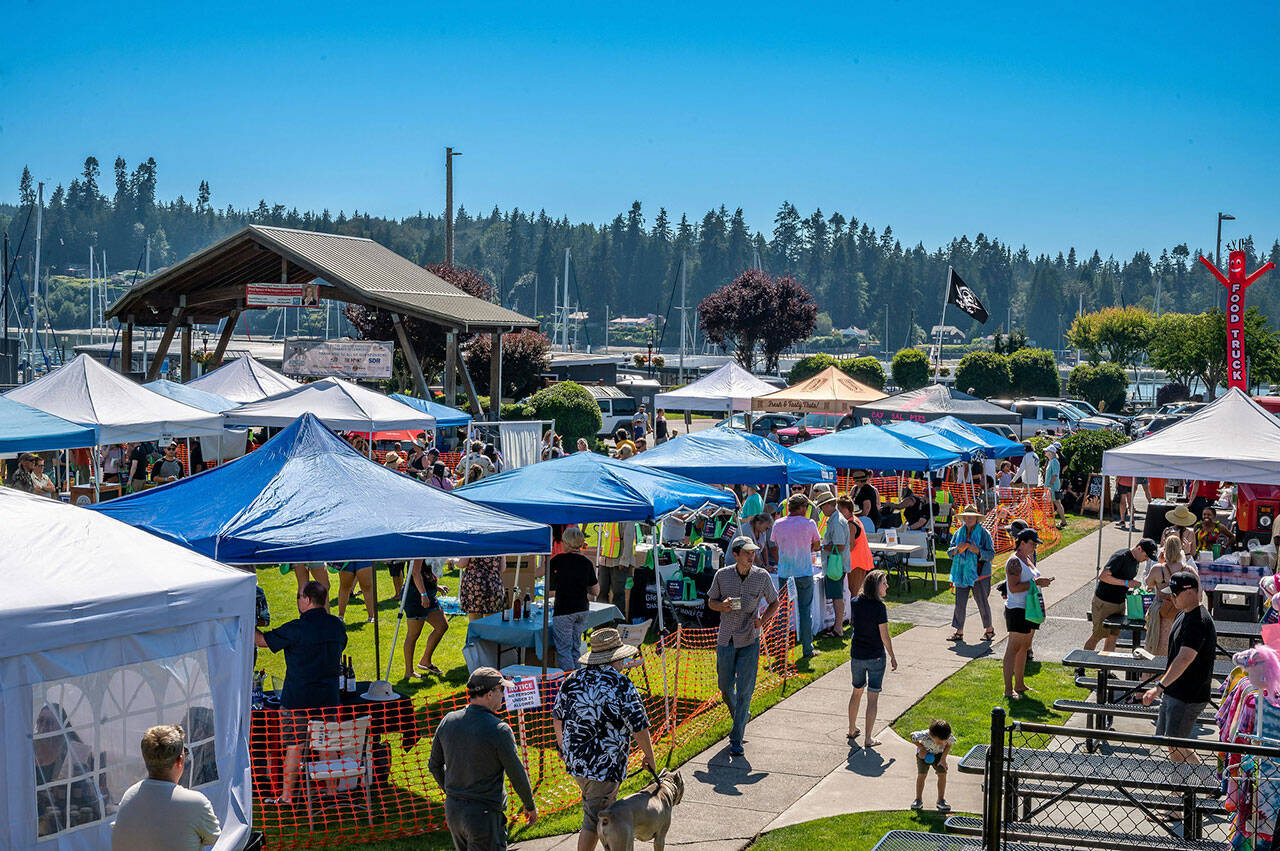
[1165,504,1197,527]
[814,492,838,508]
[579,628,639,666]
[957,505,984,520]
[384,451,402,465]
[361,680,401,701]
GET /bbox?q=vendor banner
[282,339,394,379]
[245,282,321,307]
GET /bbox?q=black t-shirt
[854,484,879,525]
[128,445,150,481]
[655,418,668,440]
[262,608,349,710]
[550,552,598,617]
[903,497,929,527]
[1165,604,1217,704]
[1096,548,1139,604]
[849,596,888,660]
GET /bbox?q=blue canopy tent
[92,413,550,676]
[388,393,472,429]
[884,420,977,461]
[461,451,737,684]
[0,395,97,454]
[791,424,962,472]
[926,416,1025,460]
[629,425,835,486]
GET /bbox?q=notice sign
[282,339,394,379]
[504,677,541,712]
[245,282,321,307]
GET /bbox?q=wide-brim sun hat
[957,505,984,519]
[1165,504,1197,527]
[580,627,639,666]
[361,679,401,701]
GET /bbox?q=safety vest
[815,511,830,538]
[600,523,624,559]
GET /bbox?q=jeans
[952,575,993,631]
[716,640,760,746]
[552,611,590,670]
[792,575,815,656]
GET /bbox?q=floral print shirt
[552,665,650,782]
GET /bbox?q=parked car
[777,412,844,445]
[584,386,641,437]
[1036,396,1131,430]
[988,399,1118,438]
[1132,413,1186,439]
[715,411,798,436]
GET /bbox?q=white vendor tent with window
[653,362,778,413]
[1101,388,1280,484]
[0,489,255,850]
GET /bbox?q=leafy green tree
[1066,363,1128,413]
[1066,306,1153,368]
[463,329,552,400]
[891,348,930,391]
[1008,348,1060,396]
[526,381,602,448]
[954,351,1011,398]
[839,356,885,390]
[1145,313,1204,388]
[1058,428,1130,480]
[787,353,839,384]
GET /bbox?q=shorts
[280,709,313,747]
[916,754,948,774]
[1004,606,1039,634]
[1116,484,1132,496]
[404,585,440,620]
[385,561,406,579]
[824,575,846,600]
[850,656,887,692]
[1154,694,1208,739]
[339,561,372,574]
[574,777,620,832]
[1090,596,1126,640]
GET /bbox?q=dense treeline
[4,157,1279,349]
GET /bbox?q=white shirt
[1017,452,1040,486]
[111,779,220,850]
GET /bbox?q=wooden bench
[944,815,1227,851]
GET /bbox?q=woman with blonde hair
[1143,536,1185,654]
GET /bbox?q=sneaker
[911,799,923,810]
[937,799,951,812]
[729,744,745,756]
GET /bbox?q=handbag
[1024,581,1046,625]
[1124,590,1146,620]
[824,552,845,581]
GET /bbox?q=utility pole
[562,249,570,352]
[604,304,610,351]
[445,147,461,267]
[1216,212,1235,311]
[2,232,9,348]
[89,246,95,343]
[32,182,43,361]
[679,253,687,383]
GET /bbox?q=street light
[1216,212,1235,310]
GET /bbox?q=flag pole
[934,268,951,381]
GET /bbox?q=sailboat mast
[562,248,570,352]
[679,254,687,383]
[31,182,43,361]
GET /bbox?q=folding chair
[304,714,374,826]
[615,619,653,692]
[898,529,937,589]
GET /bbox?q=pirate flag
[947,267,989,324]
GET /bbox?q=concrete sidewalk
[515,517,1129,850]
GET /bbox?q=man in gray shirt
[111,725,220,850]
[707,536,780,756]
[430,667,537,849]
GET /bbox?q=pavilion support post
[444,330,458,407]
[490,331,502,420]
[145,307,183,382]
[391,313,429,398]
[208,309,240,371]
[456,350,483,418]
[121,319,135,376]
[180,324,192,383]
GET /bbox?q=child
[910,719,956,812]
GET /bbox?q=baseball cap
[1015,528,1042,545]
[730,535,760,553]
[467,667,513,694]
[1168,570,1200,595]
[1136,538,1159,560]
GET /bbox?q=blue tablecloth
[465,601,623,669]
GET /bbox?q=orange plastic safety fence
[252,593,798,847]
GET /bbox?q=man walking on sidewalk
[708,535,781,756]
[773,493,822,658]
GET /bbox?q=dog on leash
[597,769,684,851]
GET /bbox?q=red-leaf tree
[698,269,817,372]
[344,263,496,385]
[464,330,553,400]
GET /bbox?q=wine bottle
[523,590,532,619]
[347,657,358,693]
[513,588,523,620]
[501,589,511,622]
[338,656,347,692]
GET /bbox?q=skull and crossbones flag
[946,267,989,324]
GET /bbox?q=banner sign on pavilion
[1200,247,1275,391]
[282,339,395,379]
[245,282,321,307]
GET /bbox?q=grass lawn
[886,512,1097,607]
[749,809,967,851]
[891,658,1090,746]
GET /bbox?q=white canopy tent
[653,362,778,413]
[188,355,300,404]
[1101,388,1280,484]
[223,377,434,432]
[0,489,255,850]
[5,354,226,444]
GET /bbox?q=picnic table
[958,743,1222,839]
[1097,613,1261,653]
[1063,648,1234,703]
[1195,558,1266,593]
[464,601,623,669]
[868,541,922,590]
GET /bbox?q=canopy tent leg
[383,559,417,683]
[927,476,938,590]
[651,523,671,738]
[180,323,193,383]
[366,437,382,678]
[391,313,430,399]
[490,331,502,421]
[541,554,550,679]
[1127,486,1135,548]
[207,310,240,372]
[444,330,458,410]
[145,306,183,382]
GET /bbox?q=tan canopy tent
[752,365,886,414]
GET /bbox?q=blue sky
[3,1,1277,258]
